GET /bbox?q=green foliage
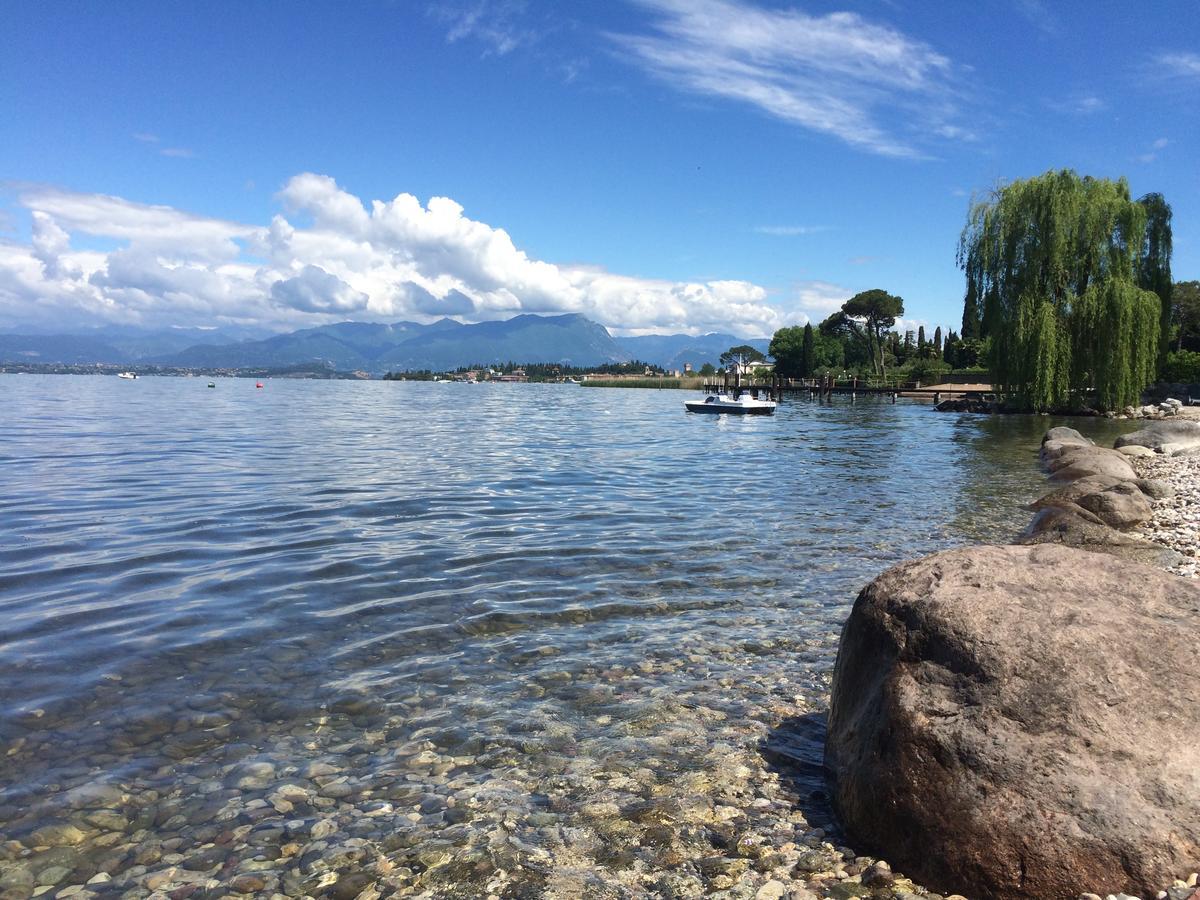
[1138,192,1173,369]
[578,378,683,389]
[958,169,1168,411]
[802,323,815,376]
[699,362,717,376]
[841,289,905,377]
[1172,281,1200,352]
[719,344,766,367]
[1162,350,1200,383]
[768,326,806,378]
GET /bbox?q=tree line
[769,169,1192,410]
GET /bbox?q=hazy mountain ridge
[615,332,771,370]
[0,315,769,372]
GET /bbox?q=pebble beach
[1132,407,1200,580]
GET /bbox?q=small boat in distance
[684,392,776,415]
[255,382,264,388]
[207,382,216,388]
[117,371,137,379]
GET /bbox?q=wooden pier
[703,374,993,405]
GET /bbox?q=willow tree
[958,170,1169,411]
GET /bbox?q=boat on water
[684,392,776,415]
[207,382,216,388]
[117,371,137,380]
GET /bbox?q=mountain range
[0,314,771,373]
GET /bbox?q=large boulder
[1041,426,1093,446]
[1114,419,1200,454]
[825,544,1200,900]
[1072,481,1154,529]
[1042,445,1136,483]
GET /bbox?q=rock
[1043,446,1136,483]
[862,861,895,887]
[755,880,787,900]
[1115,420,1200,454]
[1161,442,1199,457]
[309,819,337,840]
[825,544,1200,900]
[1020,502,1181,567]
[1117,445,1156,458]
[1027,476,1128,512]
[26,824,86,848]
[229,874,266,893]
[1042,426,1093,446]
[331,872,375,900]
[1073,482,1154,529]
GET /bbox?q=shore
[1132,407,1200,579]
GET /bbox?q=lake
[0,376,1130,897]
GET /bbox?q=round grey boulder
[1114,420,1200,454]
[825,544,1200,900]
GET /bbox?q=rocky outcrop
[1114,419,1200,455]
[1018,426,1178,567]
[825,544,1200,900]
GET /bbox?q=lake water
[0,376,1132,897]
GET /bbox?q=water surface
[0,376,1130,896]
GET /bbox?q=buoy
[255,382,264,388]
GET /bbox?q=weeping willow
[957,170,1170,411]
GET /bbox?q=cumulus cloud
[0,174,812,336]
[270,265,369,313]
[613,0,966,158]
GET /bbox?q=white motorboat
[684,392,776,415]
[117,371,137,379]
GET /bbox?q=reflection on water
[0,377,1132,896]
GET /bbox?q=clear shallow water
[0,376,1132,897]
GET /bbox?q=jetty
[703,373,994,405]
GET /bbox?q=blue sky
[1,0,1196,337]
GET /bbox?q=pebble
[1133,448,1200,579]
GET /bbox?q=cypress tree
[917,325,926,353]
[958,169,1168,411]
[801,323,814,376]
[933,326,943,353]
[1138,192,1173,371]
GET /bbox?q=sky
[1,0,1197,338]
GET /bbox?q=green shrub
[1162,350,1200,383]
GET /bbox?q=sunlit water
[0,376,1134,897]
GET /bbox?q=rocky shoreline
[1130,408,1200,579]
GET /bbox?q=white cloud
[788,280,852,321]
[0,175,802,337]
[754,225,831,236]
[1156,52,1200,79]
[270,265,369,313]
[612,0,965,158]
[432,1,540,57]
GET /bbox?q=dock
[702,374,994,405]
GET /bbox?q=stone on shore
[825,544,1200,900]
[1041,444,1136,483]
[1041,426,1093,446]
[1073,481,1154,529]
[1114,420,1200,454]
